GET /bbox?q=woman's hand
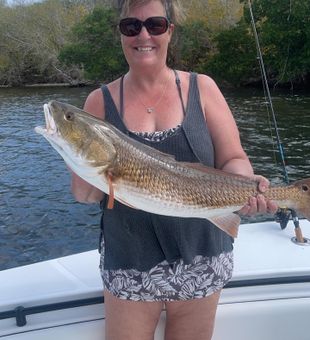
[239,175,278,216]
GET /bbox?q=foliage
[209,0,310,86]
[248,0,310,86]
[184,0,243,32]
[0,0,244,85]
[170,19,212,74]
[59,7,127,82]
[0,0,309,87]
[0,0,90,85]
[207,20,257,85]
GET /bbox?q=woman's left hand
[238,175,278,216]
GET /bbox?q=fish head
[35,100,117,175]
[292,178,310,220]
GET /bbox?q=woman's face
[120,0,174,70]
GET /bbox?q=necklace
[135,70,172,114]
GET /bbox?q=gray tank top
[100,72,233,271]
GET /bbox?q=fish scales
[112,133,302,209]
[112,134,258,208]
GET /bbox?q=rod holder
[291,211,308,244]
[294,226,305,244]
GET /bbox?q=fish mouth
[35,103,58,138]
[34,102,68,156]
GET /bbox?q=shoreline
[0,82,97,88]
[0,82,308,93]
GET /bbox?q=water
[226,88,310,182]
[0,86,309,271]
[0,87,101,270]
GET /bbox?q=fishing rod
[247,0,289,184]
[248,0,306,243]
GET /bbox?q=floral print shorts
[100,246,234,302]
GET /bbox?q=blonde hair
[114,0,186,25]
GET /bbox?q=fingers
[266,199,278,214]
[239,175,278,216]
[256,175,278,214]
[253,175,270,193]
[257,194,267,213]
[239,195,267,216]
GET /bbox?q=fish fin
[208,213,241,238]
[107,174,115,209]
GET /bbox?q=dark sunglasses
[119,16,170,37]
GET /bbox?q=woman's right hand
[238,175,278,216]
[69,167,104,203]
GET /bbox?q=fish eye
[302,185,309,192]
[65,112,74,121]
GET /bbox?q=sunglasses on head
[119,16,170,37]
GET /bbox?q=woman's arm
[70,88,105,203]
[198,74,277,215]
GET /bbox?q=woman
[71,0,277,339]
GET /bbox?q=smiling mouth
[135,47,154,52]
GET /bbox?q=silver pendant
[147,107,153,114]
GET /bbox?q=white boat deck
[1,219,310,340]
[234,219,310,279]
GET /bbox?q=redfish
[35,101,310,237]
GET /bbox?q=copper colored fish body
[35,101,310,237]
